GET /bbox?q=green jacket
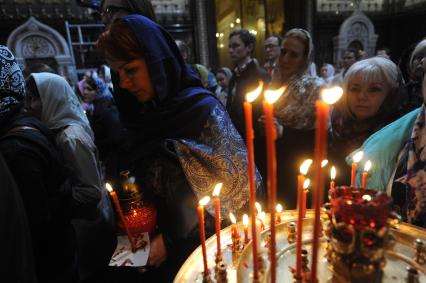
[346,108,420,191]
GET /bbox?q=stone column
[194,0,209,66]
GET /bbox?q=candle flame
[321,159,329,168]
[299,159,313,175]
[264,86,286,104]
[331,166,336,180]
[259,211,266,221]
[362,195,372,202]
[303,178,310,189]
[245,81,263,102]
[133,209,137,216]
[212,183,223,197]
[276,203,283,213]
[229,212,237,224]
[243,214,249,227]
[321,86,343,105]
[353,151,364,163]
[364,160,372,172]
[105,183,113,192]
[255,202,262,214]
[199,196,210,206]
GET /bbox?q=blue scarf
[115,15,217,152]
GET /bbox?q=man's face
[228,35,252,65]
[343,51,357,69]
[264,37,280,62]
[101,0,132,26]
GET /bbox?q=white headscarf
[30,72,93,139]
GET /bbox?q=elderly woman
[267,28,324,207]
[405,38,426,110]
[25,72,115,281]
[350,57,426,227]
[0,46,74,282]
[96,15,259,281]
[82,76,122,181]
[329,57,406,185]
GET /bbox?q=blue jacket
[346,108,420,191]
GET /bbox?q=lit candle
[212,183,223,257]
[302,179,310,218]
[361,160,372,189]
[311,86,343,283]
[276,203,283,223]
[296,159,312,279]
[243,214,249,244]
[197,196,211,277]
[330,166,336,191]
[105,183,137,252]
[263,86,285,283]
[244,82,262,281]
[259,211,266,231]
[229,212,240,239]
[351,151,364,187]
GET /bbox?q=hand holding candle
[212,183,223,257]
[361,160,372,189]
[351,151,364,187]
[197,196,211,277]
[106,183,137,252]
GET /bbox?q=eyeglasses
[100,5,132,18]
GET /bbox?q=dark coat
[0,112,75,283]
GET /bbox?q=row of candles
[195,83,374,282]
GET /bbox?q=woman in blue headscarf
[97,15,261,280]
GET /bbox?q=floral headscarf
[0,45,25,120]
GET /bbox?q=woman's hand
[148,233,167,267]
[258,115,284,138]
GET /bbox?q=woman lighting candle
[263,86,285,283]
[361,160,372,189]
[310,86,343,283]
[351,151,364,187]
[197,196,211,277]
[212,183,223,258]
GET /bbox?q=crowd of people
[1,0,426,282]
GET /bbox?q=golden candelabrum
[324,186,395,283]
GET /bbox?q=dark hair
[96,20,144,61]
[85,77,98,91]
[229,29,256,47]
[100,0,156,21]
[25,76,40,98]
[22,63,56,79]
[345,48,361,60]
[377,47,391,56]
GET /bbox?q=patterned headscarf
[0,45,25,119]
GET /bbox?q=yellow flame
[105,183,113,192]
[364,160,372,172]
[259,211,266,221]
[245,81,263,103]
[331,166,336,180]
[321,86,343,105]
[229,212,237,224]
[264,86,286,104]
[321,159,328,168]
[303,179,310,189]
[353,151,364,163]
[255,202,262,214]
[243,214,249,227]
[212,183,223,197]
[362,195,372,202]
[300,159,313,175]
[199,196,210,206]
[276,203,283,213]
